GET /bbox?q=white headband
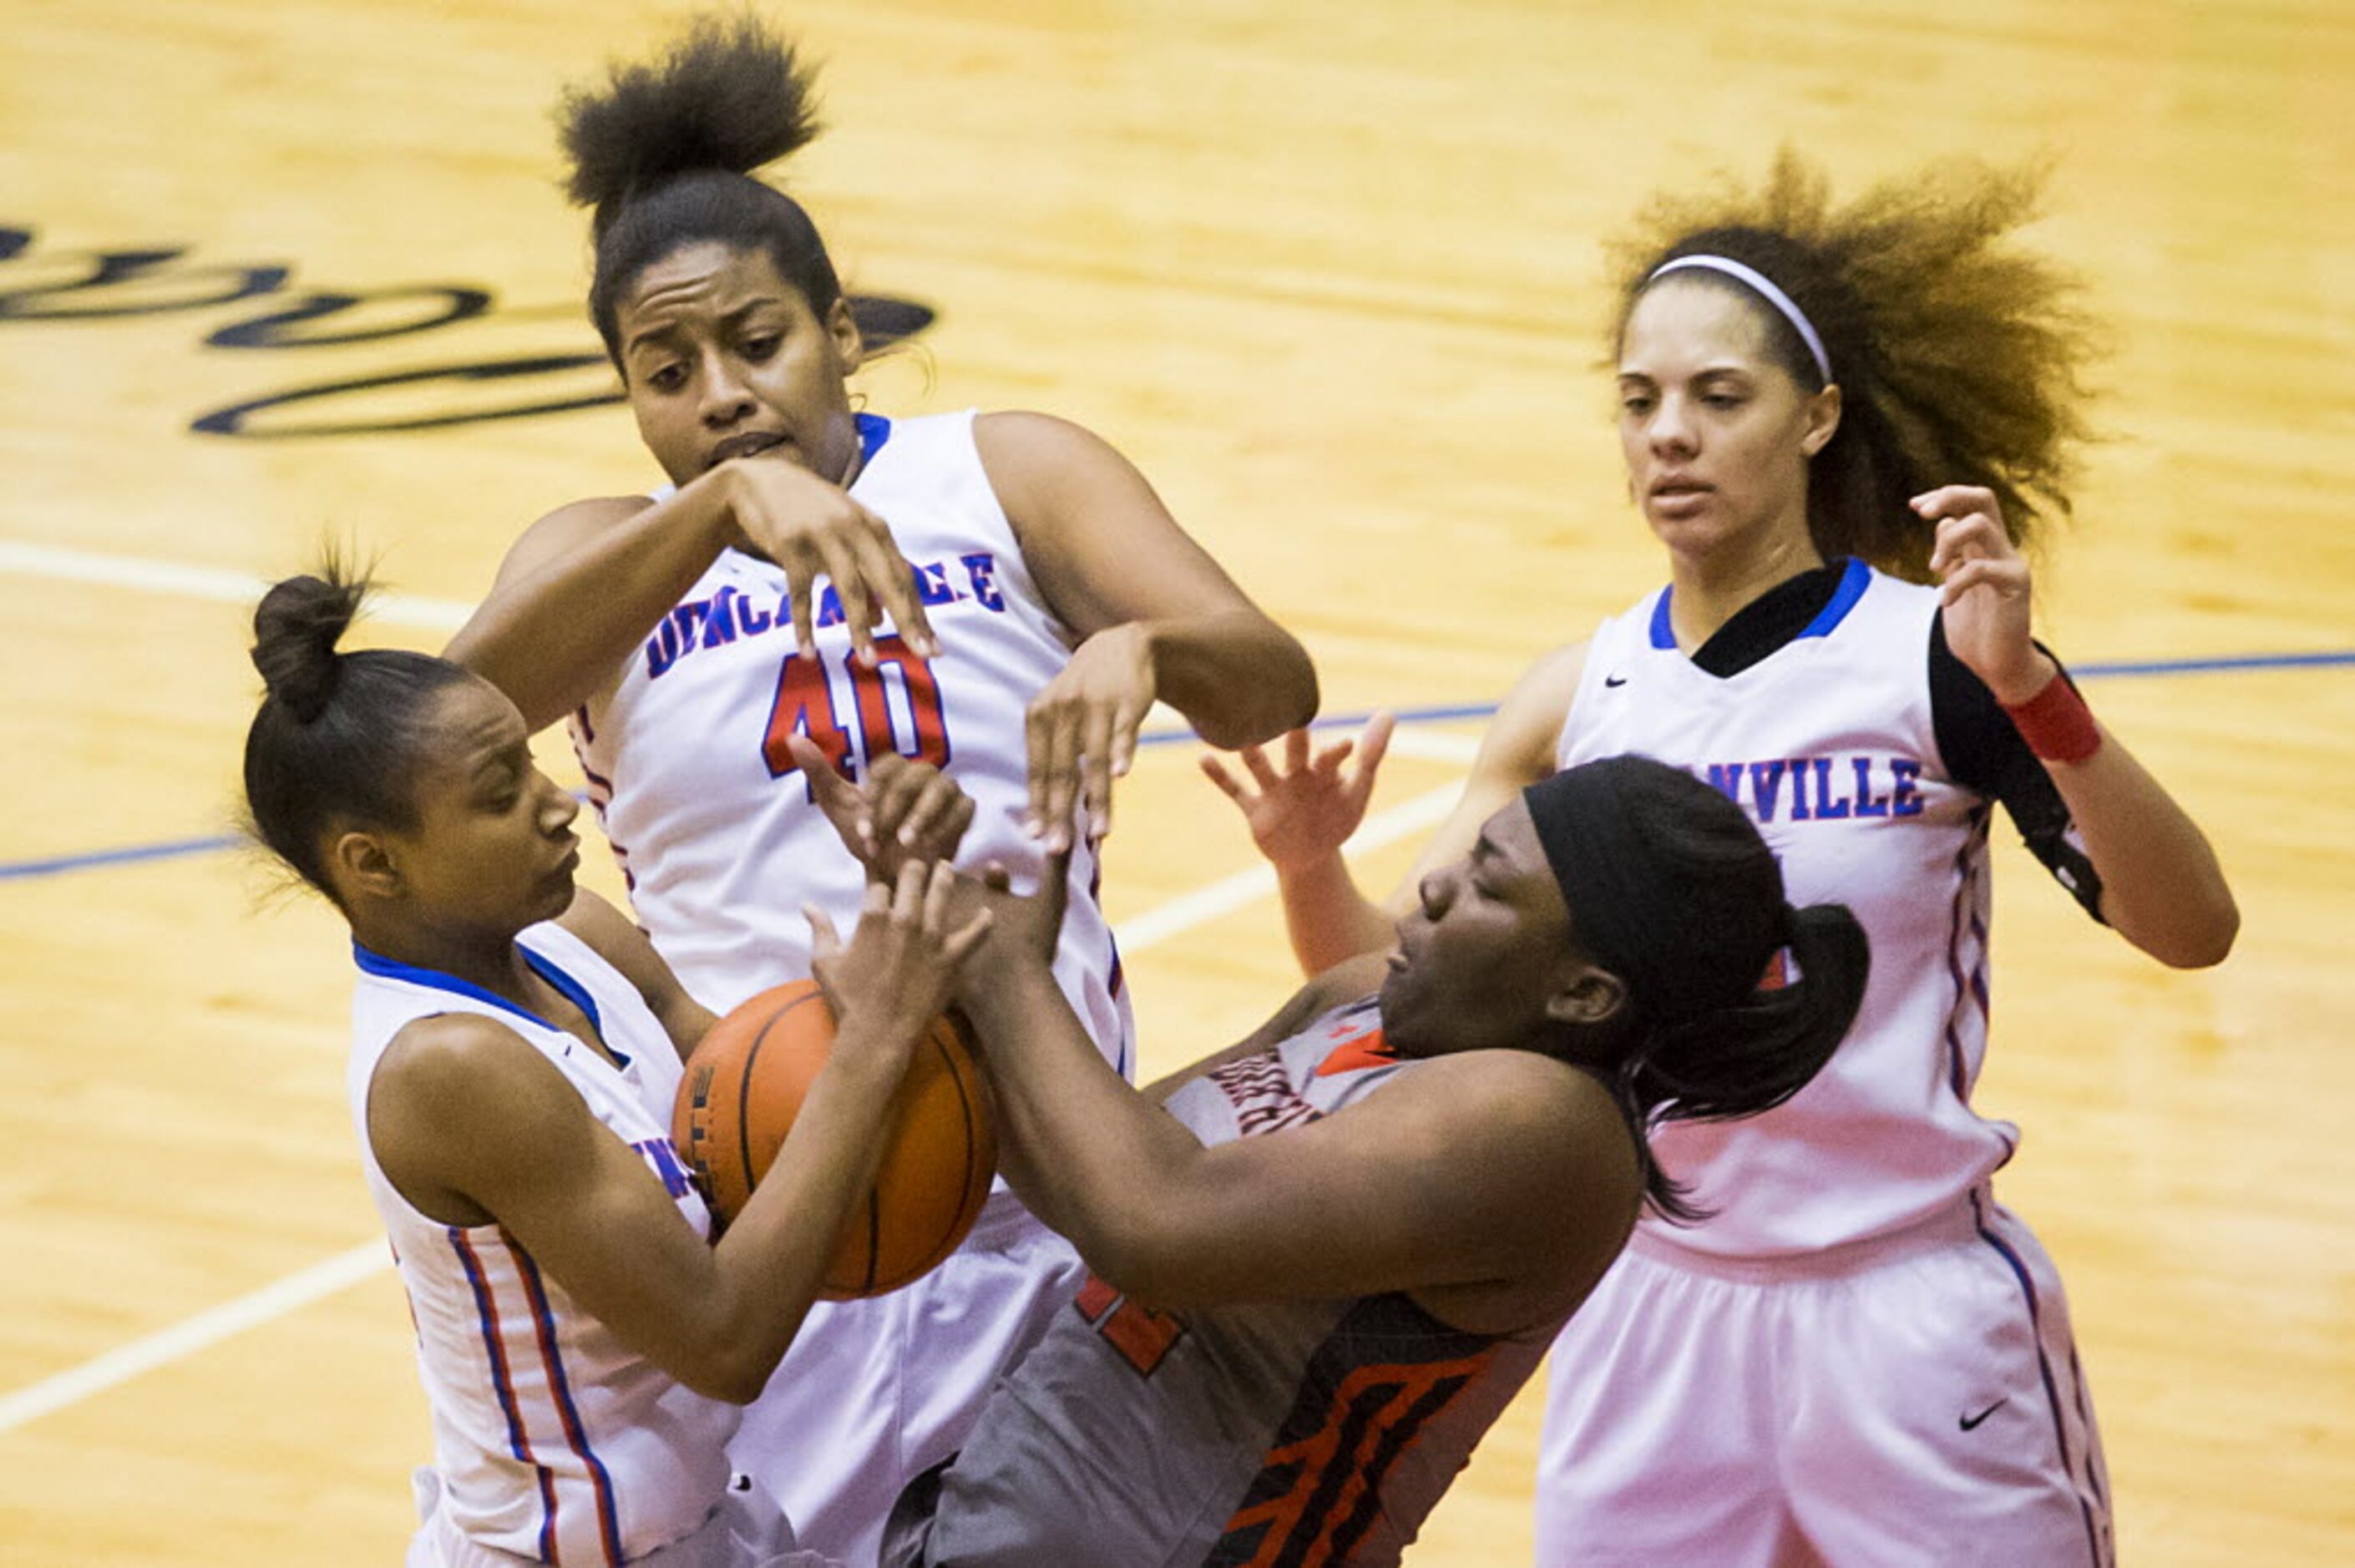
[1648,255,1832,386]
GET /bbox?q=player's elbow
[663,1324,789,1405]
[2158,897,2240,969]
[1183,623,1319,750]
[674,1349,771,1406]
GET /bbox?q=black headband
[1522,758,1780,1024]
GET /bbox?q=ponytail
[1613,903,1868,1223]
[1523,756,1872,1224]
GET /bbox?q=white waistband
[1625,1195,1989,1283]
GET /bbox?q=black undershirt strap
[1688,564,1845,677]
[1675,564,2105,923]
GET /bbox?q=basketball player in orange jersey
[786,736,1870,1567]
[1205,154,2240,1564]
[242,566,992,1566]
[442,19,1314,1557]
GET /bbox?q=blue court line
[2072,650,2355,678]
[0,832,242,882]
[8,646,2351,884]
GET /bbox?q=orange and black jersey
[881,999,1558,1568]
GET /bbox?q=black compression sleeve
[1927,617,2106,923]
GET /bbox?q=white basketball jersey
[348,923,737,1565]
[574,410,1132,1075]
[1558,559,2016,1255]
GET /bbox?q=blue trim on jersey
[513,1242,629,1566]
[1797,556,1871,639]
[854,411,892,471]
[1648,557,1867,651]
[448,1227,561,1560]
[352,940,619,1065]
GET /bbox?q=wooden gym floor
[2,0,2350,1560]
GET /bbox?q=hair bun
[251,569,367,723]
[558,13,823,220]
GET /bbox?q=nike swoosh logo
[1959,1398,2008,1431]
[1604,675,1628,688]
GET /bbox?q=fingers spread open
[1199,752,1248,802]
[1240,741,1284,792]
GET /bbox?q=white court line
[0,541,1482,765]
[0,770,1472,1434]
[1114,779,1459,951]
[0,1242,387,1433]
[0,539,475,632]
[1378,726,1481,766]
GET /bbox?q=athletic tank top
[901,999,1555,1566]
[348,923,737,1565]
[573,410,1132,1076]
[1557,559,2016,1255]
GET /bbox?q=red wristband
[2003,671,2101,765]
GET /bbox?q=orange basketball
[671,979,995,1299]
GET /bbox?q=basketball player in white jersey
[1205,154,2239,1565]
[441,18,1315,1560]
[776,747,1868,1567]
[242,568,993,1565]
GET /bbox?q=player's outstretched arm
[1202,645,1587,979]
[952,861,1632,1333]
[975,411,1317,851]
[1200,720,1399,974]
[366,864,985,1404]
[447,456,935,733]
[1922,487,2238,967]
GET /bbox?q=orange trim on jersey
[1218,1350,1490,1564]
[1073,1273,1120,1323]
[1073,1270,1187,1377]
[1312,1029,1395,1079]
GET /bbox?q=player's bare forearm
[388,1014,910,1407]
[1145,609,1318,749]
[2048,730,2238,968]
[1274,852,1396,975]
[447,486,735,731]
[690,1030,914,1398]
[957,961,1210,1261]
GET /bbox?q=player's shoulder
[377,1010,544,1096]
[1476,640,1588,776]
[1416,1046,1613,1114]
[969,409,1136,499]
[1511,638,1590,701]
[1389,1048,1622,1164]
[373,1009,590,1151]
